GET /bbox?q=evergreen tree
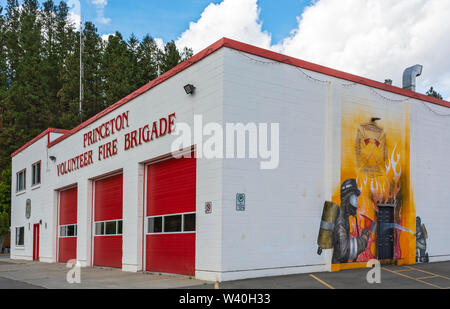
[127,33,140,88]
[136,35,159,84]
[159,41,189,75]
[7,0,45,130]
[1,0,45,171]
[426,87,443,100]
[0,1,194,234]
[102,32,139,106]
[0,6,7,131]
[0,166,11,249]
[60,21,104,125]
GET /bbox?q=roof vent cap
[403,65,423,92]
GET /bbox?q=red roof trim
[14,37,450,155]
[47,38,227,149]
[222,38,450,108]
[11,128,69,158]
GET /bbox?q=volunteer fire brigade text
[57,112,176,176]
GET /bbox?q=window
[184,214,196,232]
[16,169,26,192]
[95,222,105,236]
[164,215,182,233]
[105,221,117,235]
[148,217,163,234]
[147,213,196,234]
[16,227,24,246]
[95,220,123,236]
[32,162,41,186]
[60,225,77,237]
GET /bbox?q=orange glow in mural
[332,101,416,265]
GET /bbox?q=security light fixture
[184,84,196,95]
[371,117,381,122]
[49,156,56,162]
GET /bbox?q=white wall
[220,47,450,281]
[220,48,331,281]
[11,49,225,278]
[11,133,64,262]
[411,100,450,262]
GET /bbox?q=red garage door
[94,174,123,268]
[146,156,196,276]
[58,187,77,263]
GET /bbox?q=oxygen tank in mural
[317,201,340,255]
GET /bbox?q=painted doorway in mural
[377,206,394,261]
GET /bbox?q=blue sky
[83,0,311,43]
[0,0,312,43]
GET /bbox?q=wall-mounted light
[49,156,56,162]
[184,84,196,95]
[371,117,381,123]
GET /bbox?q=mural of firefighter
[317,101,417,266]
[416,217,429,263]
[317,179,371,263]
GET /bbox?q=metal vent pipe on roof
[402,65,423,92]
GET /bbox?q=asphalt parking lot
[0,255,449,289]
[196,262,450,289]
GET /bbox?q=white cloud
[101,33,114,42]
[67,0,81,29]
[176,0,450,99]
[91,0,111,25]
[278,0,450,98]
[176,0,271,53]
[154,38,165,51]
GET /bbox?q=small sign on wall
[26,199,31,219]
[205,202,213,214]
[236,194,246,211]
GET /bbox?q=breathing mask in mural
[356,122,388,178]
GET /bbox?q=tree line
[0,0,193,245]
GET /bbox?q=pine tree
[60,21,106,125]
[0,166,11,247]
[1,0,47,169]
[136,35,159,84]
[158,41,193,75]
[0,1,195,232]
[41,0,60,125]
[0,5,7,131]
[127,33,140,89]
[102,32,139,106]
[426,87,443,100]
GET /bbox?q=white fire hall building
[10,38,450,282]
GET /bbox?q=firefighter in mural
[416,217,429,263]
[317,179,370,263]
[332,179,370,263]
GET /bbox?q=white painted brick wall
[411,100,450,263]
[11,49,225,280]
[10,44,450,282]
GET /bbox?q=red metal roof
[12,37,450,157]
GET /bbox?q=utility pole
[79,17,84,123]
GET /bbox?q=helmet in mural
[341,179,361,200]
